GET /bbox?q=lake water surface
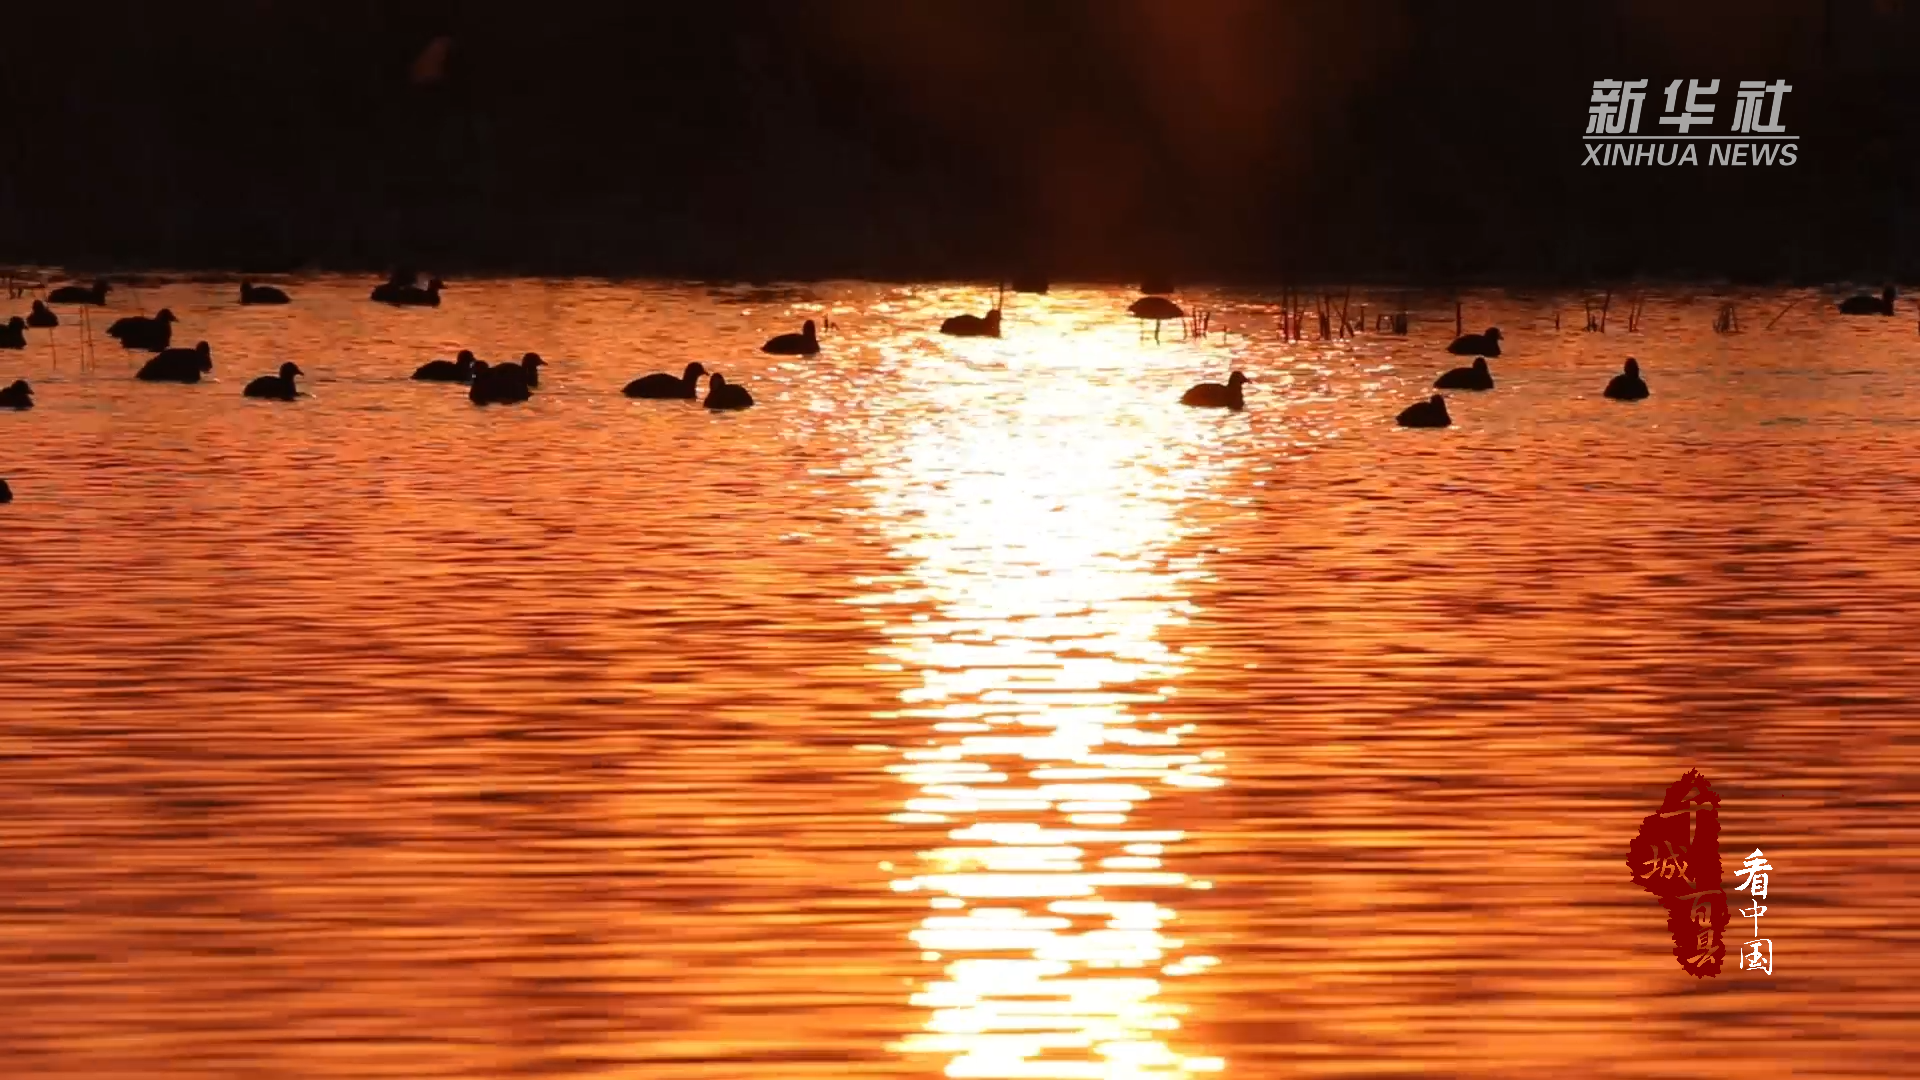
[1,278,1916,1079]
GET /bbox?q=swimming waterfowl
[0,478,10,503]
[1604,357,1650,400]
[1180,371,1250,409]
[940,308,1002,337]
[1397,394,1452,428]
[136,341,213,383]
[240,281,291,305]
[1434,356,1494,391]
[624,361,707,399]
[108,308,177,351]
[26,301,57,328]
[1447,327,1502,356]
[762,319,819,355]
[0,316,25,349]
[0,379,31,409]
[243,362,303,400]
[46,280,110,305]
[490,352,544,388]
[469,360,532,404]
[704,372,754,410]
[1129,296,1184,321]
[412,350,478,382]
[1838,284,1895,315]
[371,276,443,306]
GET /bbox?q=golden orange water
[0,278,1915,1079]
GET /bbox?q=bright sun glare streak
[863,296,1229,1078]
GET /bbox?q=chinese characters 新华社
[1588,80,1792,136]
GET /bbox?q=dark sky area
[2,0,1917,282]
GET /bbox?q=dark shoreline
[0,258,1886,293]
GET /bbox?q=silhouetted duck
[469,361,532,405]
[1129,296,1184,321]
[1180,371,1249,409]
[0,316,25,349]
[1397,394,1451,428]
[412,350,478,382]
[1434,356,1494,391]
[0,379,32,409]
[108,308,177,351]
[1604,358,1650,401]
[46,280,110,305]
[1447,327,1501,356]
[137,341,213,383]
[0,478,10,503]
[240,281,291,305]
[762,319,820,355]
[26,301,57,328]
[243,362,303,400]
[704,372,754,410]
[940,308,1002,337]
[372,276,443,306]
[624,361,706,399]
[490,352,543,387]
[1839,284,1895,315]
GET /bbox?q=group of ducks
[1174,324,1652,427]
[1398,327,1648,427]
[407,348,746,408]
[2,272,776,414]
[6,277,1905,451]
[408,350,547,404]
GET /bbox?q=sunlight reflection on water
[849,331,1229,1077]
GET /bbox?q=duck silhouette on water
[0,379,32,409]
[108,309,177,352]
[625,361,706,399]
[1434,356,1494,391]
[1180,371,1250,409]
[1605,358,1650,400]
[244,362,303,400]
[762,319,819,355]
[412,350,478,382]
[1397,394,1451,428]
[1839,285,1895,315]
[1130,296,1184,341]
[0,316,26,349]
[704,372,754,410]
[940,308,1002,338]
[46,280,110,305]
[372,275,443,307]
[0,478,10,503]
[26,301,57,328]
[137,341,213,383]
[470,359,536,405]
[491,353,544,387]
[1447,327,1501,356]
[1129,296,1184,321]
[240,281,291,305]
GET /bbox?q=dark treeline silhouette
[2,0,1917,283]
